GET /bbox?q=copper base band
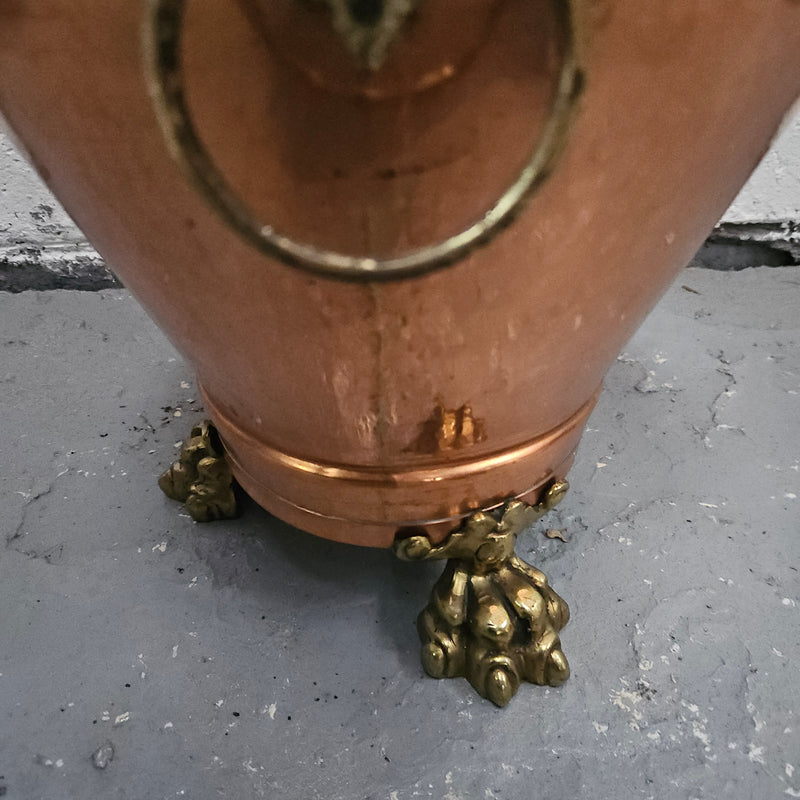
[200,385,600,547]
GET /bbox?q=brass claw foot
[394,481,571,707]
[158,420,238,522]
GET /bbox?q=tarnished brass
[394,481,570,707]
[144,0,583,279]
[159,421,238,522]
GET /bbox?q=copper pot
[2,0,799,705]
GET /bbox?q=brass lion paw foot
[394,481,571,707]
[158,420,238,522]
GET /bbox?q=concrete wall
[2,105,799,254]
[0,125,114,291]
[724,105,800,223]
[0,128,83,245]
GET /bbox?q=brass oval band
[144,0,583,280]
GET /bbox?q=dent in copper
[404,403,488,455]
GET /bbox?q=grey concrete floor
[1,267,798,800]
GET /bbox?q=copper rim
[200,381,600,544]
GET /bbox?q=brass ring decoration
[145,0,584,281]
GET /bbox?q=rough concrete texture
[691,222,800,271]
[0,131,79,242]
[0,132,118,292]
[1,267,799,800]
[725,107,800,223]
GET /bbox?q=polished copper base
[200,384,599,547]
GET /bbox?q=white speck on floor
[748,744,766,764]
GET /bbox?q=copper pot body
[2,1,799,547]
